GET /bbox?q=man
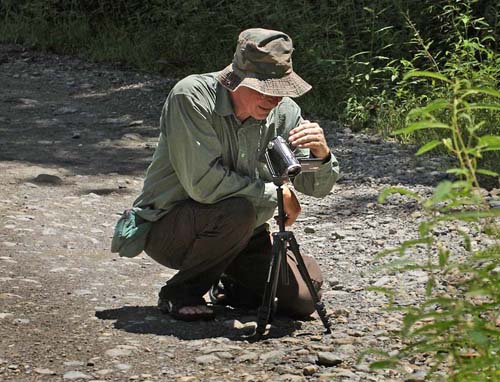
[122,28,339,321]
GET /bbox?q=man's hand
[281,185,301,226]
[288,120,330,160]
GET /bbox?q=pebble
[302,365,318,376]
[34,367,57,375]
[63,371,91,380]
[259,350,286,364]
[54,106,78,115]
[316,352,345,366]
[104,345,136,357]
[114,363,131,371]
[195,354,220,364]
[33,174,63,185]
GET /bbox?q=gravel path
[1,43,494,382]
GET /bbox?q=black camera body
[265,136,301,180]
[265,136,323,184]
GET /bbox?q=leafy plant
[370,71,500,381]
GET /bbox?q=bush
[370,71,500,381]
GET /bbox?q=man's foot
[158,297,215,321]
[208,281,230,306]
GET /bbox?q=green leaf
[370,360,399,370]
[467,121,485,134]
[438,249,449,267]
[467,103,500,111]
[446,168,468,176]
[408,99,448,119]
[464,87,500,98]
[432,181,453,203]
[468,330,489,346]
[394,121,450,135]
[478,135,500,151]
[477,169,499,177]
[442,138,453,151]
[416,140,442,156]
[403,71,451,83]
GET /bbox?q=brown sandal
[158,297,215,321]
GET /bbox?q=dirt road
[0,43,466,382]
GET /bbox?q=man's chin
[254,109,271,120]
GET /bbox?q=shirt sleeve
[164,92,277,208]
[277,102,340,197]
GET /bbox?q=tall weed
[370,71,500,381]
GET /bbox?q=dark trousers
[145,197,323,317]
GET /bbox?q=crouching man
[112,28,339,321]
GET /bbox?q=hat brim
[216,64,312,98]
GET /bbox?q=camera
[265,136,323,182]
[265,136,301,180]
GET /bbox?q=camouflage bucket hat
[217,28,312,98]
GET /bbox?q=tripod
[252,182,332,338]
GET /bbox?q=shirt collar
[215,82,235,117]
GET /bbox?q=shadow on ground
[95,305,299,340]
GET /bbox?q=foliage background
[0,1,497,116]
[1,0,499,177]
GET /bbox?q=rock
[114,363,131,370]
[195,354,220,364]
[63,371,91,380]
[104,345,136,357]
[64,361,85,366]
[302,365,318,376]
[54,106,78,115]
[34,368,56,375]
[128,120,144,126]
[236,353,258,363]
[259,350,286,364]
[334,368,360,380]
[373,276,391,287]
[304,226,316,233]
[316,352,345,367]
[33,174,63,185]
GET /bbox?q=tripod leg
[288,235,332,334]
[254,234,285,337]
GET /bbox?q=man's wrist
[311,150,331,164]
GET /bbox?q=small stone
[405,370,428,382]
[195,354,220,365]
[55,106,78,115]
[114,363,131,371]
[128,120,144,126]
[236,353,258,363]
[104,345,135,358]
[373,276,391,287]
[95,369,113,376]
[259,350,285,364]
[303,365,318,376]
[316,352,344,367]
[304,226,316,234]
[63,371,91,380]
[64,361,85,367]
[34,368,57,375]
[33,174,63,185]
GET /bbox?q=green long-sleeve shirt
[133,72,339,227]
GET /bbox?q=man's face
[237,86,283,120]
